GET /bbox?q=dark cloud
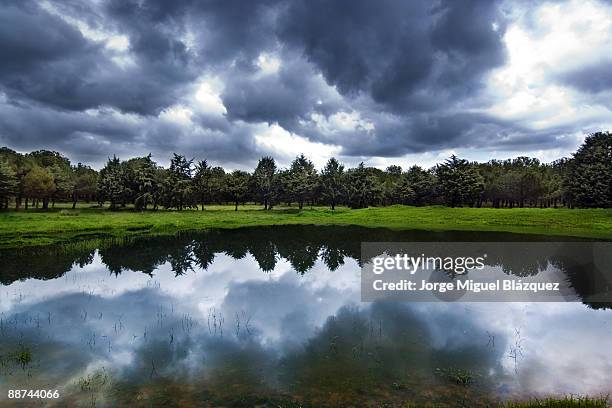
[277,0,507,111]
[221,55,343,127]
[0,1,89,73]
[0,0,196,115]
[0,0,607,166]
[0,102,260,168]
[558,60,612,94]
[105,0,279,66]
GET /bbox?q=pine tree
[344,163,377,209]
[320,157,345,210]
[565,132,612,208]
[98,156,125,210]
[133,155,159,210]
[253,156,277,210]
[0,160,17,208]
[288,154,317,209]
[162,154,194,210]
[435,155,484,207]
[194,160,211,210]
[405,165,437,206]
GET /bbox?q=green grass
[0,203,610,249]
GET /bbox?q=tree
[565,132,612,208]
[388,175,415,205]
[24,150,74,208]
[1,148,33,209]
[162,154,194,210]
[49,163,76,208]
[26,150,71,170]
[208,166,226,204]
[253,156,277,210]
[288,154,317,209]
[23,166,56,209]
[382,165,406,205]
[320,157,345,210]
[435,155,484,207]
[225,170,250,211]
[98,156,125,210]
[193,160,211,210]
[73,164,98,208]
[274,169,291,206]
[344,163,378,209]
[0,160,17,208]
[3,131,611,212]
[405,165,437,205]
[385,165,402,175]
[130,155,160,210]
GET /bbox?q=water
[0,226,611,407]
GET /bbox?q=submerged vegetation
[1,225,610,406]
[504,396,610,408]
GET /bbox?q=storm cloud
[0,0,611,168]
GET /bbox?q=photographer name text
[372,279,560,293]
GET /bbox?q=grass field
[0,203,610,249]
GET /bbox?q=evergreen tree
[253,156,277,210]
[98,156,125,210]
[344,162,377,209]
[193,160,211,210]
[435,155,484,207]
[382,165,405,205]
[320,157,344,210]
[50,163,76,208]
[208,166,227,204]
[162,154,194,210]
[288,154,317,209]
[0,160,17,208]
[73,163,98,208]
[404,165,436,205]
[225,170,250,211]
[565,132,612,208]
[132,155,159,210]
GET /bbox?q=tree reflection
[1,226,610,308]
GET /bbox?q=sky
[0,0,611,170]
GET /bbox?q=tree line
[0,132,609,211]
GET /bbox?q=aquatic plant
[16,346,32,369]
[503,395,610,407]
[434,367,476,386]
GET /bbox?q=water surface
[1,226,611,407]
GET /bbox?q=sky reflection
[1,229,611,406]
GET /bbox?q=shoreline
[1,205,610,250]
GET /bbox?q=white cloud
[40,0,130,52]
[256,53,281,76]
[194,79,227,116]
[486,0,612,130]
[160,105,193,125]
[254,123,341,168]
[309,110,375,135]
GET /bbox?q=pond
[1,226,611,407]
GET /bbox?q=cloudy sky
[0,0,611,170]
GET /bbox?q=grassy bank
[0,204,611,249]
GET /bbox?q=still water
[0,226,611,407]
